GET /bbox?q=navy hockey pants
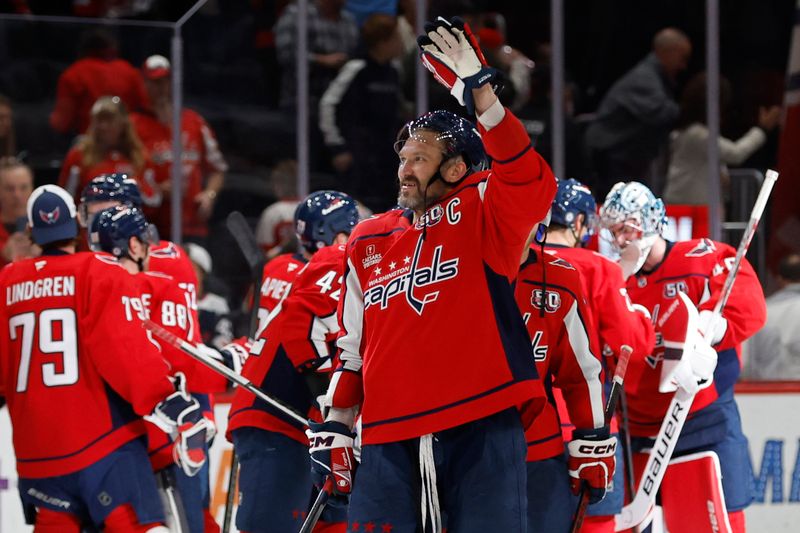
[17,437,164,528]
[350,407,528,533]
[233,427,347,532]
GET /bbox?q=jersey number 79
[10,309,78,392]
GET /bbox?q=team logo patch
[637,277,647,288]
[414,205,444,230]
[38,207,60,224]
[531,289,562,313]
[362,243,382,268]
[686,238,716,257]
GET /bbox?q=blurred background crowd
[0,0,797,378]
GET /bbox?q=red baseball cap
[143,54,170,79]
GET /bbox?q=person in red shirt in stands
[131,54,227,244]
[0,158,36,266]
[50,29,148,136]
[58,96,160,208]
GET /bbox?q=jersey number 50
[10,309,78,392]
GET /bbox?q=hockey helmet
[295,190,360,254]
[394,110,488,176]
[599,181,666,240]
[79,173,143,226]
[551,178,598,243]
[89,205,159,257]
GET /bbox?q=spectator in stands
[663,72,781,206]
[0,94,16,158]
[319,13,406,212]
[0,158,37,266]
[50,29,148,135]
[256,159,300,258]
[274,0,359,110]
[744,254,800,380]
[585,27,691,199]
[131,54,227,245]
[58,96,159,206]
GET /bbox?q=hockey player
[90,205,240,532]
[0,185,207,532]
[227,190,359,533]
[306,16,556,532]
[78,173,200,309]
[544,178,655,532]
[599,181,766,532]
[516,225,614,532]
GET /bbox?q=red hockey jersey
[133,270,224,470]
[130,109,228,239]
[624,239,766,436]
[0,252,174,478]
[57,146,158,204]
[328,109,557,445]
[545,244,655,363]
[516,250,604,461]
[255,252,307,337]
[149,240,200,311]
[135,270,224,393]
[228,243,345,444]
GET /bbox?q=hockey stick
[614,168,779,532]
[227,211,267,336]
[143,319,308,426]
[570,344,633,532]
[224,211,267,532]
[299,477,335,533]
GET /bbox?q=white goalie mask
[599,181,667,274]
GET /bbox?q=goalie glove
[146,372,208,477]
[568,427,617,504]
[306,420,356,495]
[670,337,718,394]
[417,16,501,115]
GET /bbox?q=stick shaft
[142,319,308,426]
[570,345,634,532]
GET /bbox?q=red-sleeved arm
[699,244,766,350]
[278,258,342,372]
[84,265,173,416]
[549,282,605,431]
[327,244,365,411]
[480,109,557,279]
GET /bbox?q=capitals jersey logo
[364,234,459,315]
[685,238,716,257]
[39,207,61,224]
[531,289,562,313]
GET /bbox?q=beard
[397,176,424,211]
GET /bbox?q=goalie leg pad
[661,451,731,533]
[232,427,313,532]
